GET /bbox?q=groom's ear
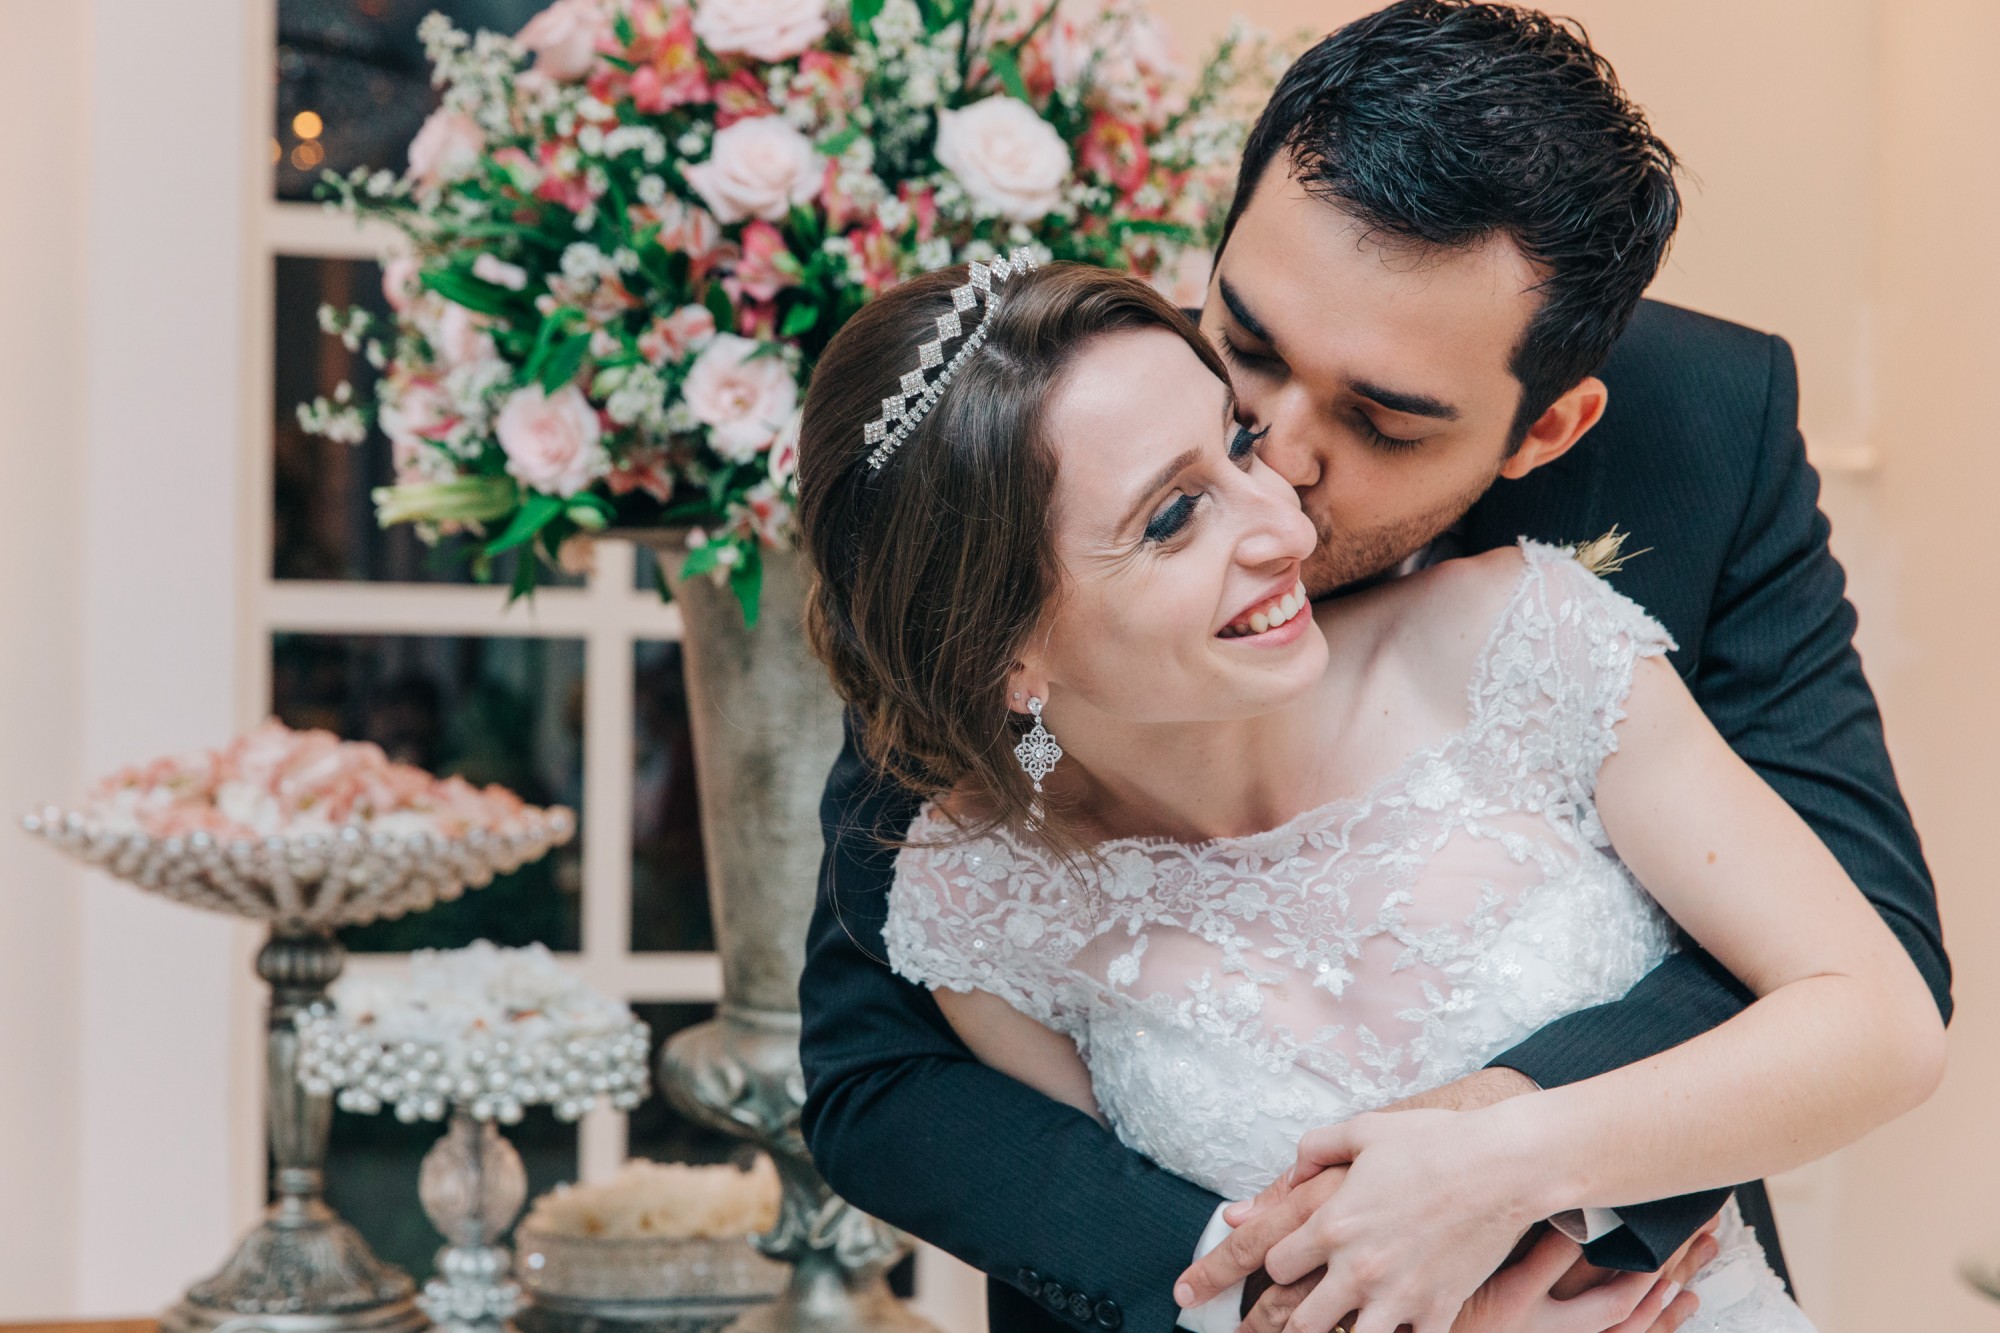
[1498,375,1608,480]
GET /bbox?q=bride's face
[1013,327,1326,727]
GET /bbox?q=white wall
[0,0,255,1317]
[0,0,91,1315]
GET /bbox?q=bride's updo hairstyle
[799,261,1227,843]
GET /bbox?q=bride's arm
[1471,652,1944,1201]
[1182,654,1944,1333]
[932,987,1105,1125]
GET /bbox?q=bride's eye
[1144,493,1199,543]
[1228,423,1270,462]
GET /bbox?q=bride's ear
[1004,662,1049,715]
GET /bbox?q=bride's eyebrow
[1112,391,1236,534]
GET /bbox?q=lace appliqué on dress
[884,542,1809,1330]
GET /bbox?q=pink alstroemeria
[731,221,800,303]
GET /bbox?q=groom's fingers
[1178,1166,1348,1307]
[1235,1268,1323,1333]
[1227,1172,1296,1228]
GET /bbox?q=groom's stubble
[1301,460,1497,598]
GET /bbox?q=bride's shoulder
[1386,546,1534,653]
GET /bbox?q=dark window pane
[270,632,585,951]
[274,254,581,587]
[632,642,713,953]
[625,1003,742,1167]
[321,1106,577,1283]
[276,0,550,201]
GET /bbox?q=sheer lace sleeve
[883,808,1097,1041]
[1513,540,1678,797]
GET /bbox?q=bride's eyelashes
[1229,423,1270,461]
[1144,424,1270,544]
[1144,494,1199,543]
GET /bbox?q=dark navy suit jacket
[796,300,1954,1333]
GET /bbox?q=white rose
[407,109,485,191]
[934,95,1071,222]
[517,0,609,83]
[692,0,830,62]
[683,117,823,224]
[682,334,799,462]
[495,384,606,497]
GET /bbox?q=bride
[793,257,1943,1333]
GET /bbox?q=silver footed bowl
[20,805,575,930]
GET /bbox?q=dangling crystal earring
[1014,696,1063,793]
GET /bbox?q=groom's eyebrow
[1217,277,1273,345]
[1347,379,1461,421]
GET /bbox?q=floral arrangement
[297,941,651,1124]
[77,718,548,842]
[303,0,1267,620]
[521,1156,781,1238]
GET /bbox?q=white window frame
[239,3,981,1325]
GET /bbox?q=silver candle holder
[21,803,576,1333]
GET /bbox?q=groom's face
[1201,168,1569,596]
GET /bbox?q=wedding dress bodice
[887,542,1811,1330]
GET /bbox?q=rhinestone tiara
[864,248,1040,471]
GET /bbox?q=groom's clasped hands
[1176,1071,1711,1333]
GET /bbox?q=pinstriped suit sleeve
[1488,332,1951,1270]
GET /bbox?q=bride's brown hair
[798,261,1228,847]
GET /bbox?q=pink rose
[731,220,799,302]
[638,304,717,365]
[682,333,798,462]
[381,255,422,312]
[934,95,1072,222]
[495,384,607,496]
[430,301,496,366]
[691,0,830,62]
[380,378,457,456]
[683,117,823,224]
[518,0,610,83]
[407,109,485,192]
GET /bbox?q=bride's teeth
[1250,612,1270,634]
[1280,593,1299,620]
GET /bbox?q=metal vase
[646,539,934,1333]
[164,929,426,1333]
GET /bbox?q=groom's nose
[1250,397,1325,493]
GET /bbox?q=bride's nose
[1233,475,1317,570]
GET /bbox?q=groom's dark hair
[1224,1,1681,441]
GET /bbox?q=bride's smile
[1013,323,1329,734]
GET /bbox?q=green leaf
[506,542,541,605]
[780,301,821,338]
[539,329,593,393]
[679,540,724,582]
[729,542,764,627]
[421,268,518,318]
[988,46,1030,102]
[484,493,564,557]
[566,493,615,532]
[850,0,886,37]
[704,282,737,335]
[818,124,864,158]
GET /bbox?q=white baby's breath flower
[637,174,667,205]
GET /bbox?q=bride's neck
[1047,699,1329,844]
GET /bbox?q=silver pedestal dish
[22,804,575,1333]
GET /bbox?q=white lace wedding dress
[886,542,1811,1331]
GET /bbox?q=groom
[799,3,1952,1332]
